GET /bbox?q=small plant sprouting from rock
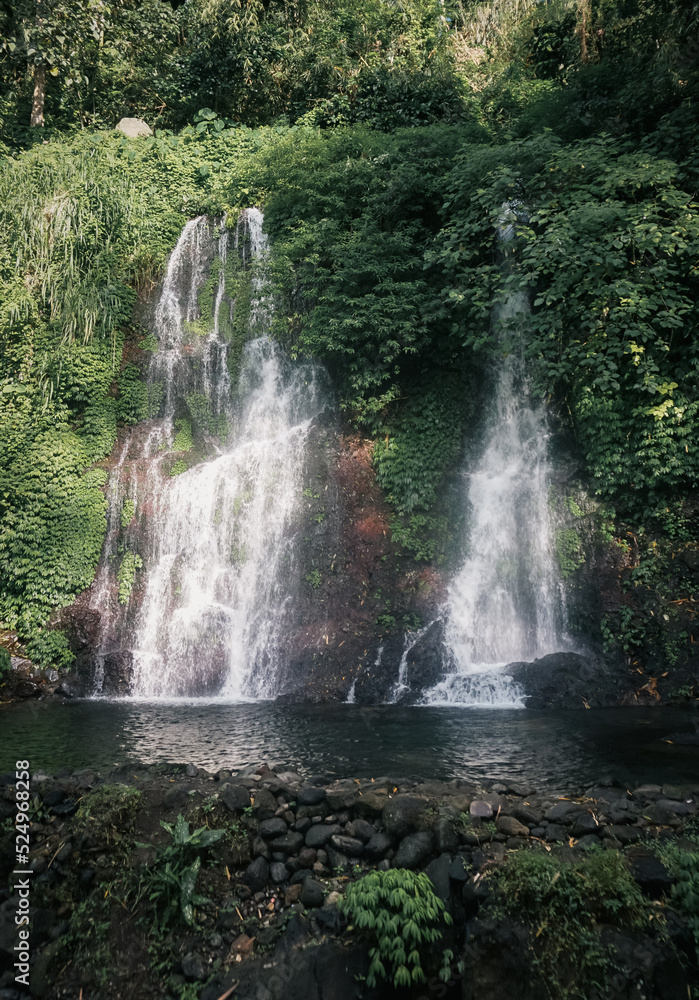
[117,551,143,604]
[376,613,396,630]
[306,569,322,589]
[138,333,158,352]
[555,527,585,578]
[120,498,136,529]
[170,459,188,477]
[172,417,193,453]
[338,869,453,989]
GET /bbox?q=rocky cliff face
[8,210,698,709]
[53,404,699,710]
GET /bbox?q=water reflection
[0,700,697,791]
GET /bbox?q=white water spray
[424,204,564,706]
[94,210,329,699]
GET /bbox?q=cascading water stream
[424,204,565,707]
[92,209,329,699]
[131,338,325,699]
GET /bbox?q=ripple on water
[1,700,698,790]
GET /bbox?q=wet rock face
[394,618,459,705]
[505,651,629,709]
[99,650,134,697]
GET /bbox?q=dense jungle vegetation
[0,0,698,680]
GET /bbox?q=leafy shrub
[338,869,453,988]
[142,814,225,930]
[491,848,650,999]
[653,838,699,966]
[116,365,162,424]
[76,784,143,841]
[25,629,75,670]
[672,852,699,962]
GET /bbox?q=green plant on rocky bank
[140,813,225,931]
[490,847,653,1000]
[338,868,454,988]
[652,822,699,970]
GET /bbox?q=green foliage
[338,868,453,988]
[0,0,470,142]
[117,551,142,605]
[185,393,212,433]
[170,460,188,478]
[671,852,699,962]
[652,837,699,966]
[143,814,225,931]
[76,783,142,841]
[555,528,585,578]
[0,645,11,678]
[117,365,162,424]
[25,628,74,669]
[373,379,470,514]
[305,570,322,589]
[376,613,396,630]
[0,421,109,639]
[402,612,422,632]
[120,498,136,529]
[1,0,182,137]
[1,0,698,665]
[0,127,198,654]
[492,847,651,999]
[391,514,452,564]
[138,333,158,353]
[172,418,193,453]
[175,0,466,131]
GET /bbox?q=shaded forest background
[1,0,698,692]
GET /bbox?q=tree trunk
[31,64,46,126]
[580,0,591,63]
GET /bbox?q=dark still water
[1,700,697,791]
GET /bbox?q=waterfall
[424,203,564,706]
[92,209,329,699]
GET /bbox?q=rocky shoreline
[1,762,698,1000]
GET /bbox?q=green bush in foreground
[491,848,651,1000]
[338,868,453,988]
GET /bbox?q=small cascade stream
[92,210,329,699]
[423,204,565,707]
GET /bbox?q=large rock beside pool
[391,619,452,703]
[505,652,627,709]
